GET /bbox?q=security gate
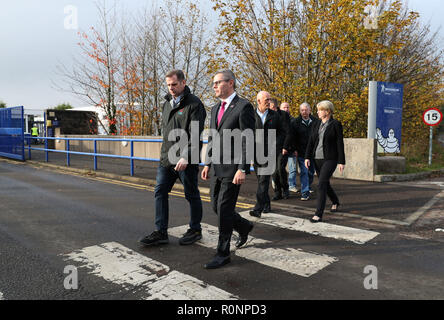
[0,106,25,161]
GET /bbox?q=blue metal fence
[25,136,255,176]
[26,137,168,176]
[0,106,24,161]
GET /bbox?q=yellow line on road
[62,170,253,209]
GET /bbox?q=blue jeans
[154,164,203,232]
[288,156,297,189]
[297,156,315,194]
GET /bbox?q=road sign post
[423,108,443,165]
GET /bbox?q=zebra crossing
[59,212,380,300]
[62,242,237,300]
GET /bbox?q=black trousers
[314,159,340,218]
[253,165,271,212]
[210,176,251,256]
[272,153,289,196]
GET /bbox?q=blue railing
[25,136,213,177]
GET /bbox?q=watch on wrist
[240,169,246,173]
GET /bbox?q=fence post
[93,140,97,171]
[28,136,31,160]
[130,140,134,176]
[45,138,49,162]
[67,139,70,166]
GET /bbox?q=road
[1,159,444,302]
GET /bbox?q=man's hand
[338,164,345,174]
[201,166,210,180]
[174,158,188,171]
[232,170,246,185]
[304,159,310,169]
[282,149,288,155]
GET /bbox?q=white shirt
[220,91,237,108]
[256,108,269,125]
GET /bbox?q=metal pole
[94,140,97,171]
[429,126,433,166]
[130,140,134,177]
[67,140,70,167]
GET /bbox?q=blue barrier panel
[0,106,24,161]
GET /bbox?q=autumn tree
[56,1,120,135]
[211,0,444,145]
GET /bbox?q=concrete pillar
[368,81,377,139]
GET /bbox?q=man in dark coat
[250,91,284,217]
[269,98,290,200]
[283,102,319,200]
[140,69,206,247]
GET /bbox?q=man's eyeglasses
[213,79,229,86]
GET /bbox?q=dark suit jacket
[275,109,290,151]
[205,94,256,178]
[284,115,319,156]
[254,108,283,167]
[305,118,346,165]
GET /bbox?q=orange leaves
[211,0,443,142]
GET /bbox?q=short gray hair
[215,69,236,89]
[299,102,311,110]
[316,100,334,114]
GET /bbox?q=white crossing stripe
[239,211,380,244]
[0,292,4,300]
[169,224,338,277]
[62,242,237,300]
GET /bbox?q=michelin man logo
[376,128,400,153]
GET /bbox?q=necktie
[217,101,227,126]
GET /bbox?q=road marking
[405,190,444,225]
[238,211,380,244]
[0,292,4,300]
[66,172,253,209]
[62,242,237,300]
[169,224,338,277]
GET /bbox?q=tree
[211,0,444,145]
[57,0,214,136]
[56,0,120,135]
[53,103,73,110]
[0,100,6,108]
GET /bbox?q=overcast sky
[0,0,442,113]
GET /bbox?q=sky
[0,0,442,114]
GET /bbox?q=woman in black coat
[304,100,345,223]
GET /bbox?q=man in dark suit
[250,91,283,218]
[269,99,290,200]
[201,70,255,269]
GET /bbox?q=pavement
[23,146,444,229]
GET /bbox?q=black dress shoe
[282,192,290,200]
[204,255,231,269]
[263,207,271,213]
[272,195,282,201]
[249,210,262,218]
[235,221,254,248]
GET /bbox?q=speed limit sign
[423,108,443,126]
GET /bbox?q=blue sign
[375,82,403,153]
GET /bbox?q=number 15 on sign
[423,108,443,165]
